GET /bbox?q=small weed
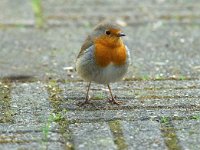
[31,0,44,28]
[178,75,187,80]
[155,74,165,80]
[83,21,93,28]
[160,116,170,124]
[170,75,188,80]
[47,80,62,104]
[42,113,60,140]
[41,112,64,150]
[93,92,105,100]
[190,114,200,120]
[141,75,150,81]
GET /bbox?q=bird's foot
[78,96,93,106]
[108,96,122,105]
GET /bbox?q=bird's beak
[118,32,126,37]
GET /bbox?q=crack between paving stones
[46,80,74,150]
[0,139,65,144]
[65,105,200,111]
[108,120,128,150]
[0,130,60,134]
[67,114,200,124]
[0,81,13,123]
[160,117,182,150]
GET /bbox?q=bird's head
[92,22,126,48]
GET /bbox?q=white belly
[76,45,130,84]
[91,63,128,84]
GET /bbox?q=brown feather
[77,36,93,59]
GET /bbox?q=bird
[76,22,130,105]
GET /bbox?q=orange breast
[94,37,127,67]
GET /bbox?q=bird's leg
[107,84,121,105]
[85,82,91,102]
[80,82,91,106]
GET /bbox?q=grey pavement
[0,0,200,150]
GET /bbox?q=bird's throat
[94,38,127,67]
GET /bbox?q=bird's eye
[105,30,111,35]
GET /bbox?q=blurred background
[0,0,200,81]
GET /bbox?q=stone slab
[64,109,200,123]
[43,0,200,25]
[173,120,200,150]
[11,82,52,126]
[69,122,117,150]
[121,120,167,150]
[0,27,87,80]
[0,0,34,25]
[0,24,200,80]
[0,82,65,149]
[0,21,200,80]
[59,80,200,110]
[0,142,64,150]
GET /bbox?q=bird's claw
[78,97,95,106]
[108,98,122,105]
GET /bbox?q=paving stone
[173,120,200,150]
[132,88,200,99]
[0,0,34,25]
[146,109,200,120]
[59,80,200,110]
[0,142,64,150]
[1,24,200,79]
[65,109,200,123]
[0,82,64,149]
[0,123,58,133]
[69,122,117,150]
[121,120,167,150]
[11,82,52,126]
[0,132,63,144]
[43,0,200,26]
[126,23,200,79]
[122,80,200,90]
[60,80,200,91]
[0,1,200,81]
[65,109,148,123]
[61,79,200,89]
[1,0,200,149]
[61,97,200,112]
[0,27,87,80]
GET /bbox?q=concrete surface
[0,0,200,149]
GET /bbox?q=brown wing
[77,36,93,59]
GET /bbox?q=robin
[76,22,130,105]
